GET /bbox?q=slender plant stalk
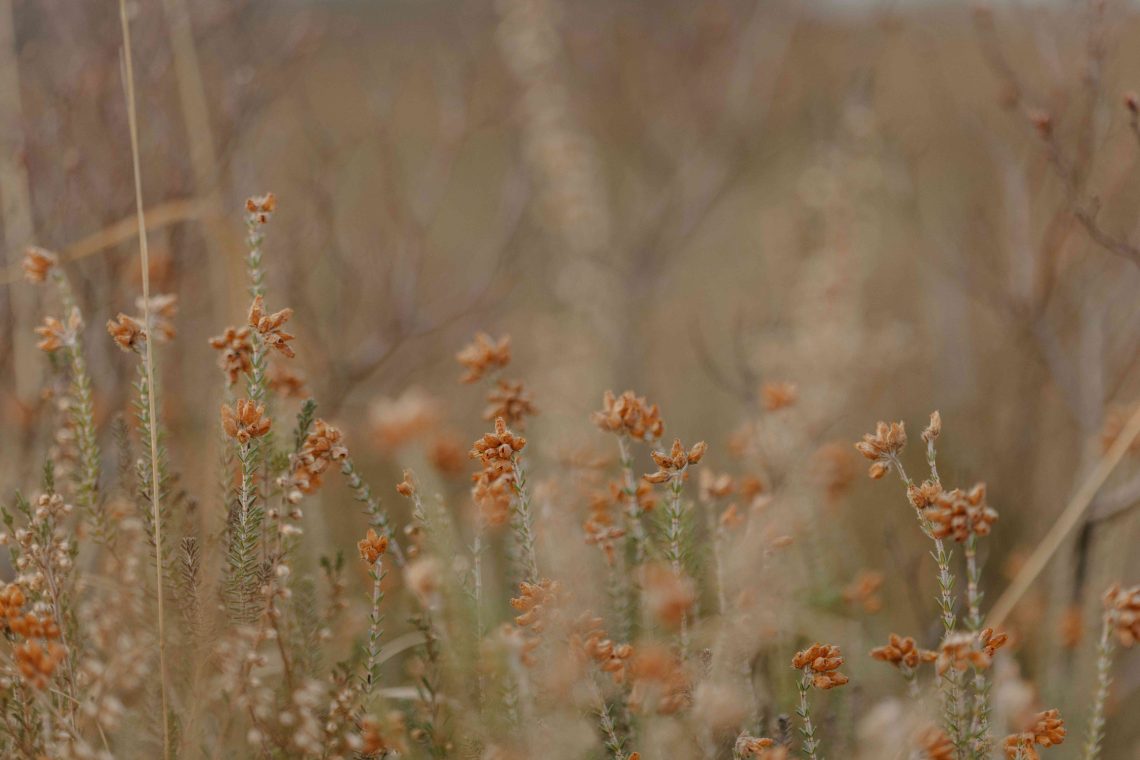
[1081,611,1115,760]
[617,434,649,564]
[509,457,540,584]
[796,672,822,760]
[664,474,690,657]
[964,535,992,757]
[364,555,385,695]
[118,3,170,757]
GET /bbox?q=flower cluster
[923,484,998,542]
[935,628,1008,675]
[456,332,511,383]
[734,735,787,759]
[357,528,389,565]
[289,420,348,494]
[22,246,57,283]
[644,438,707,484]
[1002,709,1065,759]
[484,378,537,428]
[571,615,632,685]
[37,309,82,352]
[628,644,690,715]
[248,295,296,358]
[509,579,559,666]
[854,420,907,479]
[1102,583,1140,647]
[221,399,271,444]
[470,417,527,527]
[246,192,277,223]
[792,643,849,690]
[916,727,954,760]
[591,390,665,441]
[208,326,254,385]
[870,633,936,670]
[760,381,798,411]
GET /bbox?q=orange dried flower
[791,643,848,690]
[369,388,441,451]
[923,483,998,542]
[510,579,559,666]
[760,381,798,411]
[1102,583,1140,647]
[456,332,511,383]
[571,614,633,685]
[644,438,707,484]
[814,442,856,504]
[208,326,254,385]
[735,735,785,758]
[289,419,347,493]
[22,246,57,283]
[936,632,992,676]
[484,378,537,428]
[267,363,307,398]
[395,470,416,498]
[246,192,277,223]
[14,639,66,689]
[106,313,145,352]
[358,528,389,564]
[591,390,665,441]
[248,295,295,358]
[628,644,690,715]
[870,633,936,670]
[907,479,943,509]
[37,310,81,352]
[698,470,735,502]
[427,434,466,477]
[842,569,884,614]
[922,411,942,444]
[583,489,626,565]
[1003,709,1065,758]
[135,293,178,341]
[854,421,906,478]
[640,562,696,630]
[916,727,954,760]
[221,399,271,444]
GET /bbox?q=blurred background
[1,0,1140,752]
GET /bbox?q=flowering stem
[964,536,992,757]
[509,456,540,584]
[796,672,823,760]
[364,556,385,696]
[617,435,649,564]
[665,474,690,657]
[1081,611,1115,760]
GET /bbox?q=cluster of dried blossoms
[854,420,907,479]
[509,579,559,666]
[842,569,884,613]
[792,643,849,690]
[248,294,296,358]
[582,488,627,564]
[1102,583,1140,646]
[644,438,708,484]
[1002,709,1066,759]
[734,735,788,759]
[288,419,348,495]
[591,390,664,441]
[221,398,272,444]
[358,529,389,565]
[935,628,1008,676]
[456,332,511,384]
[0,582,66,689]
[627,644,690,715]
[35,310,82,352]
[105,294,178,352]
[760,380,798,412]
[870,633,936,671]
[923,483,999,542]
[469,417,527,526]
[208,325,254,385]
[916,727,955,760]
[571,615,633,685]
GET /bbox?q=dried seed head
[922,411,942,444]
[221,399,272,443]
[357,528,388,564]
[22,246,57,283]
[246,192,277,224]
[395,471,416,498]
[855,421,906,478]
[1002,709,1065,758]
[1102,583,1140,647]
[644,438,707,483]
[628,644,690,715]
[936,632,994,676]
[640,563,696,630]
[734,734,785,759]
[483,378,537,428]
[842,570,884,614]
[870,633,936,670]
[791,643,848,689]
[38,309,83,352]
[209,326,254,386]
[591,390,664,441]
[923,483,998,542]
[456,332,511,383]
[288,420,348,493]
[248,295,296,358]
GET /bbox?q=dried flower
[510,579,559,666]
[923,483,998,542]
[22,246,57,283]
[106,313,145,352]
[456,332,511,383]
[1102,583,1140,647]
[870,633,936,670]
[1003,709,1065,758]
[842,569,884,614]
[698,470,735,502]
[209,326,254,386]
[916,727,954,760]
[289,420,348,493]
[855,421,906,478]
[792,643,849,690]
[246,192,277,223]
[761,381,798,411]
[248,295,296,358]
[267,363,307,398]
[571,615,632,685]
[484,378,537,428]
[135,293,178,341]
[644,438,707,484]
[357,528,388,564]
[221,399,272,443]
[628,644,690,714]
[922,411,942,444]
[38,309,82,352]
[936,632,993,676]
[591,390,665,441]
[735,735,785,758]
[15,639,67,689]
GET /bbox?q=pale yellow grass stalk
[118,2,171,757]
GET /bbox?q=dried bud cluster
[1102,583,1140,647]
[287,420,348,497]
[510,579,559,666]
[456,332,511,384]
[760,381,798,412]
[36,309,83,352]
[583,490,626,564]
[209,326,254,386]
[916,727,954,760]
[936,628,1008,676]
[106,313,145,352]
[484,378,537,428]
[246,192,277,223]
[870,633,936,670]
[571,615,632,685]
[470,418,527,527]
[1,582,66,689]
[22,246,58,283]
[644,438,707,484]
[628,644,690,715]
[842,570,884,614]
[591,390,664,441]
[1002,709,1065,759]
[248,295,296,358]
[357,528,389,565]
[792,643,849,690]
[734,735,786,759]
[221,399,272,443]
[923,484,998,542]
[855,421,907,479]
